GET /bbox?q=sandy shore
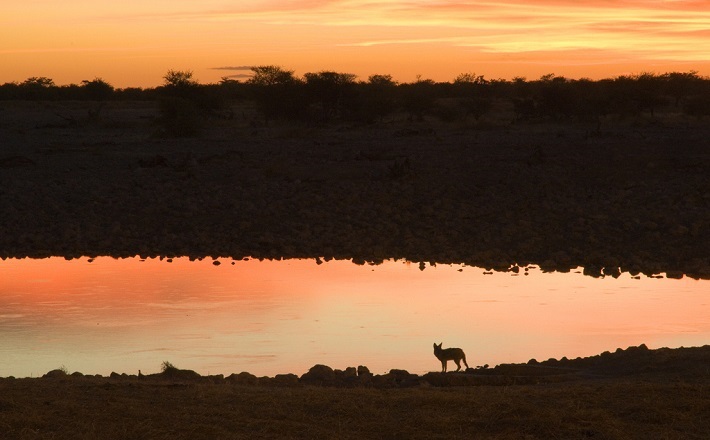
[1,101,709,278]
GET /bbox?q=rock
[300,364,335,385]
[43,369,68,379]
[373,369,420,388]
[160,367,202,381]
[272,373,300,387]
[226,372,259,385]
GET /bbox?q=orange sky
[2,1,710,87]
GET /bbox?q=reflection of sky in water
[0,257,708,377]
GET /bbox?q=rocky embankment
[1,102,708,278]
[29,345,710,388]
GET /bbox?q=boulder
[300,364,336,385]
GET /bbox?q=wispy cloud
[210,66,255,71]
[369,2,707,58]
[221,74,253,79]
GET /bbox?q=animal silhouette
[433,342,469,372]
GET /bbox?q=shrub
[161,361,177,372]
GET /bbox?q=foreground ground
[1,345,708,439]
[1,101,709,277]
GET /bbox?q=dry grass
[1,374,707,439]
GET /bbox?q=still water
[0,257,708,378]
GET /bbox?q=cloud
[221,74,253,79]
[42,1,710,76]
[337,37,467,47]
[211,66,254,71]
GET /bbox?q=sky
[2,1,710,87]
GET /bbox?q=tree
[163,70,198,89]
[247,65,304,122]
[610,73,667,117]
[81,78,114,101]
[22,77,55,88]
[248,65,297,87]
[662,71,701,107]
[357,74,399,122]
[401,76,436,121]
[158,70,203,137]
[303,71,358,120]
[451,72,491,122]
[18,77,56,99]
[368,74,396,87]
[453,72,487,85]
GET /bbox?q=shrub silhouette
[400,76,436,121]
[3,68,710,128]
[358,74,398,123]
[163,70,198,91]
[19,77,56,100]
[79,78,114,121]
[157,70,203,137]
[248,65,305,122]
[161,361,177,372]
[662,71,702,107]
[81,78,114,101]
[303,71,358,122]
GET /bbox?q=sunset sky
[2,1,710,87]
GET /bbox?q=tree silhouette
[158,70,203,137]
[22,77,55,88]
[303,71,357,121]
[18,77,56,99]
[81,78,114,101]
[400,76,436,121]
[451,72,492,122]
[662,71,701,107]
[2,67,710,128]
[358,74,398,123]
[76,78,114,121]
[249,66,297,87]
[248,65,304,122]
[163,70,198,89]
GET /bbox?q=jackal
[433,342,469,372]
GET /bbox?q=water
[0,257,708,378]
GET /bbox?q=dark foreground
[1,345,708,439]
[1,101,709,277]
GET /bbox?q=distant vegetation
[2,68,710,135]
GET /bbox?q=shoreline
[4,344,708,386]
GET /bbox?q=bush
[157,70,204,136]
[161,361,177,372]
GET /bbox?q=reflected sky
[0,257,708,378]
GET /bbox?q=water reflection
[0,257,708,378]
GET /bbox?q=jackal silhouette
[433,342,469,372]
